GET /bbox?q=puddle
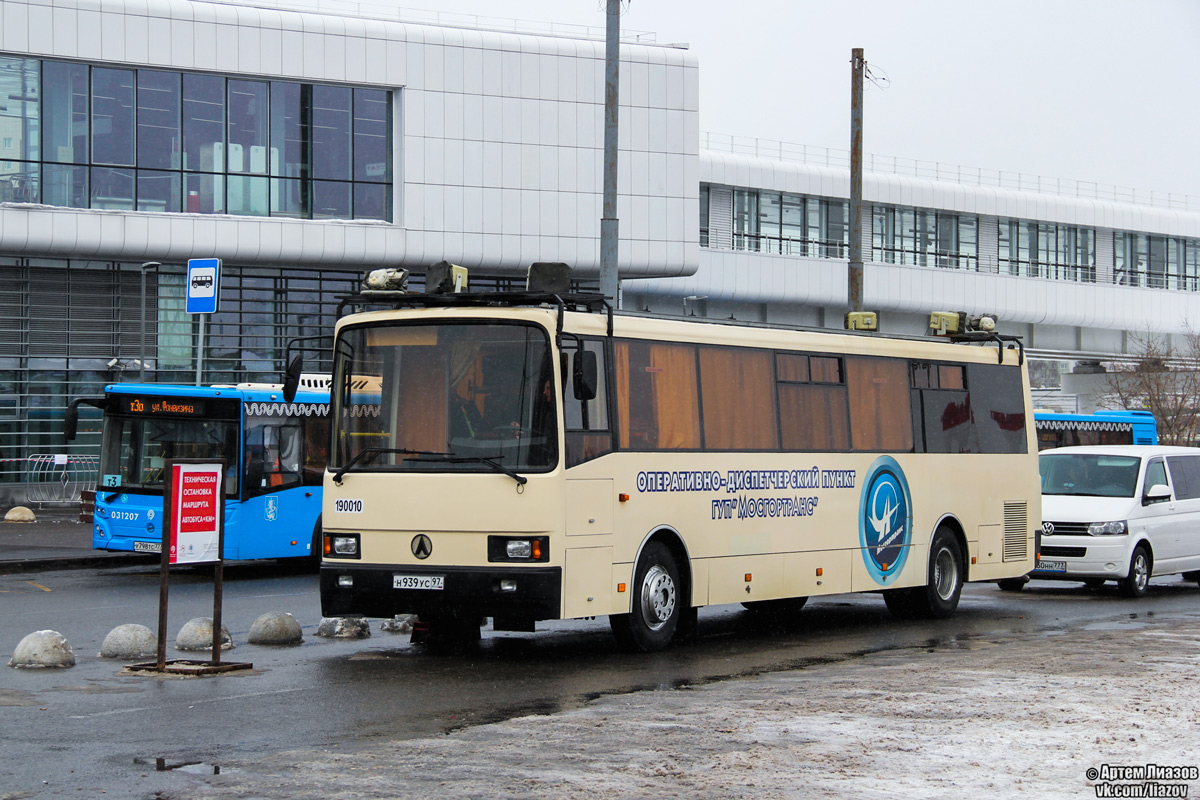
[1081,620,1149,632]
[134,756,234,775]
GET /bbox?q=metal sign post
[131,458,251,675]
[186,258,221,386]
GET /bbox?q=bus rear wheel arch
[610,538,688,652]
[883,524,965,620]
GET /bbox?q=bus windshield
[1039,453,1141,497]
[333,321,558,473]
[99,413,240,496]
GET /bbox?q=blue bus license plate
[133,541,161,553]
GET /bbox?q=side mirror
[282,353,303,404]
[573,350,598,402]
[64,404,79,442]
[1144,483,1171,504]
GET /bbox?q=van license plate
[393,574,444,590]
[1035,559,1067,572]
[133,541,161,553]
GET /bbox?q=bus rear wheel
[610,541,682,652]
[884,527,964,620]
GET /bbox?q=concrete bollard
[4,506,35,523]
[175,617,234,651]
[380,614,418,633]
[99,624,157,659]
[9,630,75,668]
[247,612,303,646]
[315,616,371,639]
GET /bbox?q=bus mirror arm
[64,396,107,442]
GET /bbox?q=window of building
[729,188,848,258]
[872,205,978,269]
[1000,220,1095,282]
[699,184,710,247]
[4,57,392,221]
[1114,231,1200,290]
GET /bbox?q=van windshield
[1039,453,1141,497]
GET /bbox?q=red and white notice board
[167,462,224,564]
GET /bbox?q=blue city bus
[66,380,330,563]
[1033,409,1158,451]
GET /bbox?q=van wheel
[1119,546,1152,598]
[1083,578,1107,589]
[610,541,681,652]
[997,577,1027,592]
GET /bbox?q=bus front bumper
[319,564,563,621]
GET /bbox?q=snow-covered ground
[199,612,1200,799]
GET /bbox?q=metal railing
[701,133,1199,213]
[731,232,847,259]
[22,454,99,505]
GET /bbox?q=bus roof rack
[336,290,615,337]
[948,332,1024,365]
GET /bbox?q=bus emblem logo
[265,496,278,522]
[858,456,913,585]
[411,534,433,560]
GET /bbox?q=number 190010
[334,499,364,513]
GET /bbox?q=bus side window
[565,339,612,467]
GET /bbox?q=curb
[0,554,159,574]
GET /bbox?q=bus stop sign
[186,258,221,314]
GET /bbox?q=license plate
[393,574,444,590]
[1035,559,1067,572]
[133,541,161,553]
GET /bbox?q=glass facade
[1114,232,1200,290]
[998,220,1095,281]
[731,188,849,258]
[0,256,359,484]
[0,56,392,220]
[872,205,978,269]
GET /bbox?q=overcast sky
[402,0,1199,200]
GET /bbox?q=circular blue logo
[858,456,913,585]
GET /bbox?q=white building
[0,0,1197,494]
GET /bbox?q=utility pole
[599,0,621,304]
[848,48,865,312]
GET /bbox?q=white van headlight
[1088,520,1128,536]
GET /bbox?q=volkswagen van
[1027,445,1200,596]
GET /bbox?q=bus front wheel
[610,541,681,652]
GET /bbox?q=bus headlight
[1088,521,1128,536]
[325,533,361,558]
[489,536,549,562]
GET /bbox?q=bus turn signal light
[619,493,629,502]
[618,583,626,593]
[744,573,752,582]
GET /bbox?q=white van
[1011,445,1200,597]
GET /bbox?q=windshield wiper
[332,447,449,485]
[404,453,528,487]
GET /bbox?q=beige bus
[316,293,1040,651]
